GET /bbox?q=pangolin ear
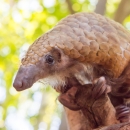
[51,47,63,62]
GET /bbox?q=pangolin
[13,12,130,122]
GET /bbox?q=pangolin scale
[22,12,130,78]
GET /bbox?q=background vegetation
[0,0,130,130]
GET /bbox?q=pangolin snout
[13,65,38,91]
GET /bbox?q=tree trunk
[94,0,107,15]
[114,0,130,23]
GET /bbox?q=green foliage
[0,0,130,130]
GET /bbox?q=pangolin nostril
[13,80,23,89]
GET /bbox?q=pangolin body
[13,12,130,107]
[22,12,130,78]
[13,12,130,125]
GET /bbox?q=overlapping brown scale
[56,42,65,49]
[77,55,85,62]
[66,18,78,23]
[56,24,73,33]
[22,12,130,77]
[108,48,115,57]
[103,25,117,34]
[87,51,97,62]
[107,33,120,44]
[89,19,99,26]
[110,44,122,54]
[98,20,105,26]
[79,45,90,56]
[99,42,109,52]
[79,22,91,31]
[36,50,45,57]
[70,49,80,58]
[65,31,79,41]
[64,41,74,50]
[79,36,91,45]
[84,13,95,19]
[71,41,83,51]
[43,43,52,51]
[27,51,34,56]
[91,25,104,33]
[90,41,99,52]
[33,54,39,60]
[31,45,38,51]
[117,30,128,40]
[63,47,70,56]
[84,30,96,40]
[95,33,108,44]
[101,53,110,64]
[73,28,85,36]
[118,40,128,49]
[75,15,89,23]
[65,22,79,28]
[96,51,107,63]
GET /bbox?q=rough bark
[114,0,130,23]
[65,0,75,14]
[95,0,107,15]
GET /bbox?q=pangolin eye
[45,55,55,64]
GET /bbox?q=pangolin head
[13,13,94,91]
[13,29,91,91]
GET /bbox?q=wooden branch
[65,0,75,14]
[114,0,130,23]
[94,0,107,15]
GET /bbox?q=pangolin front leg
[92,77,130,123]
[58,86,81,111]
[116,105,130,123]
[92,76,111,99]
